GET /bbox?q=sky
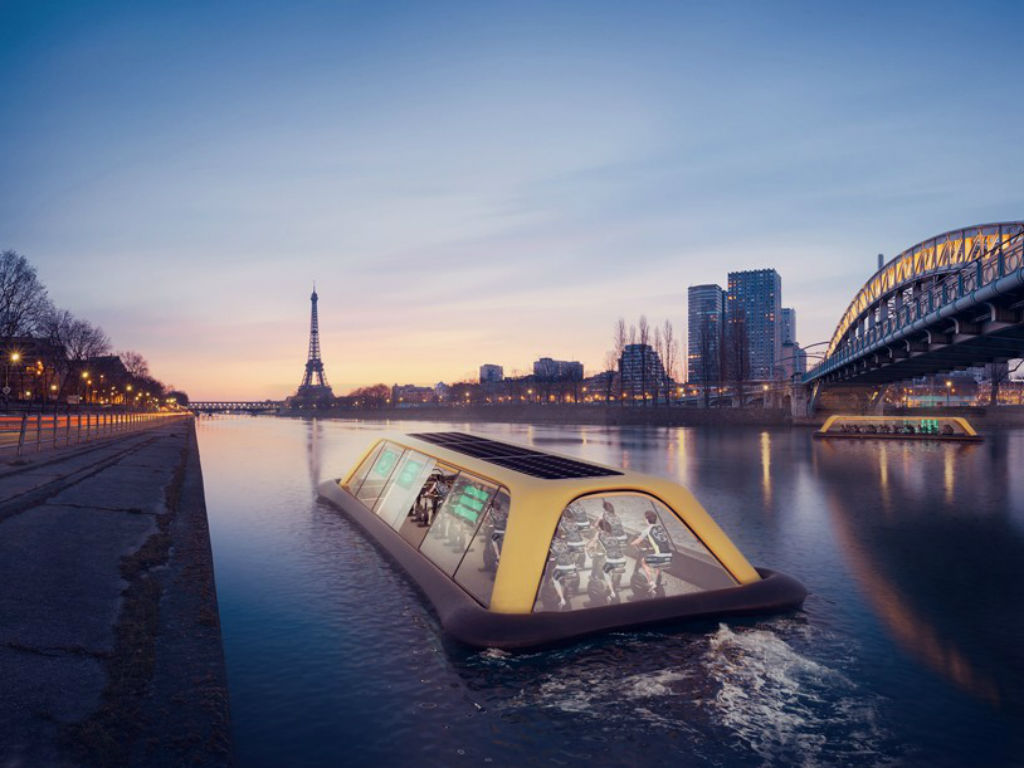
[1,0,1022,400]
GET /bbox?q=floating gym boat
[317,432,805,649]
[815,415,982,442]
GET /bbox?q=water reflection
[943,446,954,505]
[306,418,323,490]
[760,431,772,508]
[815,439,1023,712]
[198,417,1024,768]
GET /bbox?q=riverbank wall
[279,403,796,427]
[0,417,231,767]
[277,402,1024,430]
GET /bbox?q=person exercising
[548,523,578,609]
[630,509,672,595]
[594,517,627,600]
[600,500,627,542]
[488,494,509,566]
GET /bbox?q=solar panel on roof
[409,432,622,480]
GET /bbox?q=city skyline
[2,1,1023,399]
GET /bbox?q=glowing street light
[3,351,21,398]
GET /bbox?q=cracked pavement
[0,419,231,767]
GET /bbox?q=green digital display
[395,459,424,489]
[452,484,490,523]
[373,449,398,477]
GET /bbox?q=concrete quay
[279,402,796,426]
[0,417,231,767]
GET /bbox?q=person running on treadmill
[630,509,672,594]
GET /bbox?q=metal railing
[0,411,187,457]
[807,227,1024,381]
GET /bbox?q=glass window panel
[533,493,737,613]
[453,489,509,608]
[419,472,496,577]
[392,464,459,550]
[373,451,437,529]
[345,443,383,495]
[354,442,405,509]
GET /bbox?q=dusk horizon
[3,0,1023,401]
[5,3,1024,759]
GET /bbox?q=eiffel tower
[290,284,335,408]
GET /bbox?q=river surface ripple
[196,416,1024,768]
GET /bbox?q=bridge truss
[806,221,1024,384]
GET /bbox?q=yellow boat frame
[340,433,761,614]
[321,431,805,648]
[816,415,982,442]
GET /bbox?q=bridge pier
[789,383,815,419]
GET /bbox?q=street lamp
[945,379,952,407]
[3,351,20,405]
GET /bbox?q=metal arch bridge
[805,221,1024,385]
[189,401,284,413]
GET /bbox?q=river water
[195,416,1024,768]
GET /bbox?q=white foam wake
[703,624,894,767]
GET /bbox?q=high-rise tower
[687,284,725,385]
[291,284,335,408]
[726,269,782,381]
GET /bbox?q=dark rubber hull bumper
[319,480,807,650]
[814,433,981,442]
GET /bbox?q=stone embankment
[279,402,1024,429]
[280,403,796,426]
[0,416,231,767]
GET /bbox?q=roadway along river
[196,416,1024,768]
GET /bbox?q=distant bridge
[189,401,284,414]
[805,221,1024,385]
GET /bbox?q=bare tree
[614,319,627,405]
[38,309,75,396]
[39,308,111,401]
[68,320,110,361]
[698,314,715,408]
[0,250,50,338]
[604,350,618,403]
[638,315,650,406]
[654,325,662,404]
[118,350,149,379]
[724,310,750,407]
[661,319,678,405]
[989,360,1022,405]
[349,383,390,408]
[0,251,171,410]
